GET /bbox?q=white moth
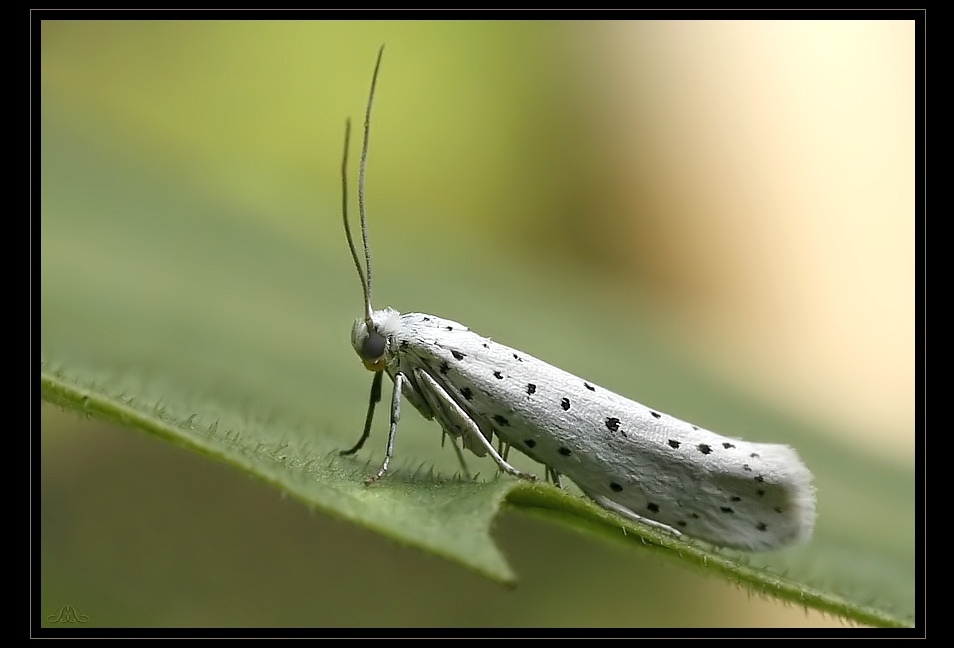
[339,47,816,552]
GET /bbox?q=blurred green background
[41,20,915,627]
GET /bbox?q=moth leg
[411,371,488,458]
[340,370,384,456]
[415,370,536,482]
[545,465,564,489]
[497,439,511,463]
[580,489,682,537]
[445,430,471,479]
[364,371,405,485]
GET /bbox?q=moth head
[351,317,389,372]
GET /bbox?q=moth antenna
[342,44,385,326]
[359,44,385,322]
[341,118,371,324]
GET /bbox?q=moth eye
[362,329,388,360]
